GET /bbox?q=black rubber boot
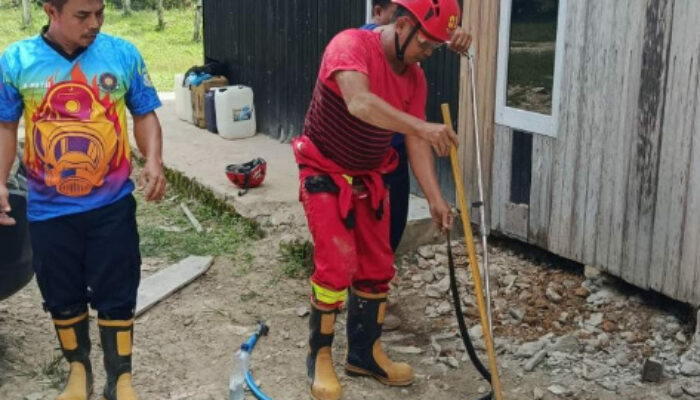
[307,303,341,400]
[98,318,138,400]
[53,309,94,400]
[345,289,413,386]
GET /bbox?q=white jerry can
[215,85,256,140]
[174,73,193,123]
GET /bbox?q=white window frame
[495,0,568,137]
[366,0,373,24]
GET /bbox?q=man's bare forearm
[347,91,425,138]
[406,134,441,203]
[0,121,19,184]
[132,112,163,163]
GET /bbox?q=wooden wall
[457,0,500,227]
[487,0,700,305]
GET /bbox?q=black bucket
[0,192,33,301]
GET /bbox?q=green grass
[0,5,203,92]
[135,191,258,262]
[39,351,65,390]
[278,239,314,279]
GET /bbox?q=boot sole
[58,378,93,400]
[344,364,414,387]
[309,387,342,400]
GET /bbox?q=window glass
[506,0,559,115]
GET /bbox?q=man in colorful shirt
[295,1,464,399]
[0,1,165,399]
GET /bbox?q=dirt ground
[1,185,698,400]
[0,237,507,400]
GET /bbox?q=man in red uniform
[293,1,463,399]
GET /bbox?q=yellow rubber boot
[53,311,94,400]
[345,289,414,386]
[98,318,138,400]
[307,303,341,400]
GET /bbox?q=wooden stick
[442,103,504,400]
[180,202,204,234]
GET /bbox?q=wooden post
[156,0,165,31]
[457,0,500,226]
[21,0,31,29]
[193,0,202,42]
[123,0,132,16]
[445,103,505,400]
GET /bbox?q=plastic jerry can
[192,75,229,129]
[215,85,256,140]
[174,74,193,123]
[205,89,218,134]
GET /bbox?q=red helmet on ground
[392,0,461,42]
[225,158,267,196]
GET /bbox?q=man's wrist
[144,156,163,166]
[425,192,442,206]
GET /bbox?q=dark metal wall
[203,0,366,142]
[203,0,462,200]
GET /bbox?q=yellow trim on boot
[345,341,414,386]
[319,312,335,335]
[97,319,134,328]
[57,362,92,400]
[58,327,78,351]
[115,373,138,400]
[351,288,388,300]
[377,302,387,325]
[116,331,132,357]
[101,373,138,400]
[311,282,347,305]
[310,347,341,400]
[53,312,89,327]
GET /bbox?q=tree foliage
[10,0,195,9]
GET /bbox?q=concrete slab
[153,98,304,225]
[152,98,438,250]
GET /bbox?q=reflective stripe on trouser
[301,179,394,307]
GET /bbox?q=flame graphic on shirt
[30,64,124,197]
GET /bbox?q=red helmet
[392,0,461,42]
[225,158,267,196]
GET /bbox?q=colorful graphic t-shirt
[0,32,161,221]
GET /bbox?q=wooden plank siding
[490,125,513,234]
[668,0,700,304]
[457,0,500,228]
[487,0,700,305]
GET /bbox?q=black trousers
[29,195,141,319]
[385,143,409,252]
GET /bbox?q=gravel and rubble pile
[393,240,700,398]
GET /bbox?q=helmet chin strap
[394,24,420,62]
